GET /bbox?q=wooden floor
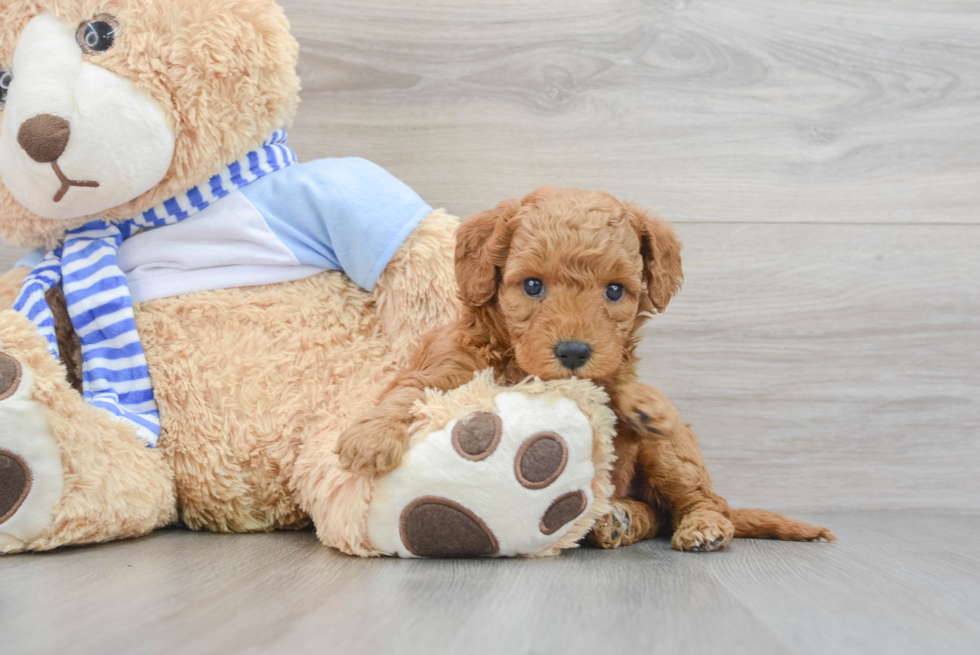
[1,511,978,654]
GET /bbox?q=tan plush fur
[0,205,459,554]
[0,0,300,247]
[1,0,497,555]
[137,209,459,535]
[0,267,29,310]
[0,310,176,552]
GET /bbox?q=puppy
[336,187,835,551]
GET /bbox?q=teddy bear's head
[0,0,300,248]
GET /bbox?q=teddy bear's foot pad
[400,496,499,557]
[0,352,63,551]
[0,450,31,525]
[369,391,597,558]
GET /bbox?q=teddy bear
[0,0,618,557]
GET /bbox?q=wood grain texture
[1,512,978,655]
[0,242,27,271]
[282,0,980,224]
[640,223,980,511]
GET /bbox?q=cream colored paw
[368,392,598,558]
[0,352,63,554]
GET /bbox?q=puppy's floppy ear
[627,203,683,313]
[455,199,521,306]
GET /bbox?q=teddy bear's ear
[626,202,684,313]
[455,199,521,307]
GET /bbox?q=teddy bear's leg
[0,310,176,553]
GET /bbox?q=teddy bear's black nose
[17,114,71,164]
[554,341,592,370]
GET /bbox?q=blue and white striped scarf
[13,131,297,447]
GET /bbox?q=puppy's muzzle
[554,341,592,371]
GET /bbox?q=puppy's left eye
[523,278,545,298]
[77,14,119,55]
[605,283,625,302]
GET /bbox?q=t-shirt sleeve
[238,157,432,291]
[14,247,47,270]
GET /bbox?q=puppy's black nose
[554,341,592,370]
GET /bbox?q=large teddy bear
[0,0,618,557]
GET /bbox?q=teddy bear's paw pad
[368,391,596,558]
[540,490,588,536]
[515,432,568,490]
[0,451,32,526]
[451,412,501,461]
[0,353,24,400]
[0,352,63,552]
[400,496,500,557]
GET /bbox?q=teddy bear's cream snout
[0,11,176,221]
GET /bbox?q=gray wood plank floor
[1,511,978,655]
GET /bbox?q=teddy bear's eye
[76,14,119,55]
[0,70,11,110]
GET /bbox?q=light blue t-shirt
[19,157,433,302]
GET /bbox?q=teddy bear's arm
[0,267,30,311]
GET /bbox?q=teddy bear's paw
[0,352,63,553]
[367,392,598,558]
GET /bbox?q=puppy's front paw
[615,384,681,438]
[335,418,409,476]
[672,509,734,552]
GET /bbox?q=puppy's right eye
[523,278,545,298]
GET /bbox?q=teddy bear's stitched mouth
[50,160,100,203]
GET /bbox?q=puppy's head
[456,187,683,381]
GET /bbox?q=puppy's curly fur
[337,187,835,551]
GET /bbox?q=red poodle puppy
[337,187,834,551]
